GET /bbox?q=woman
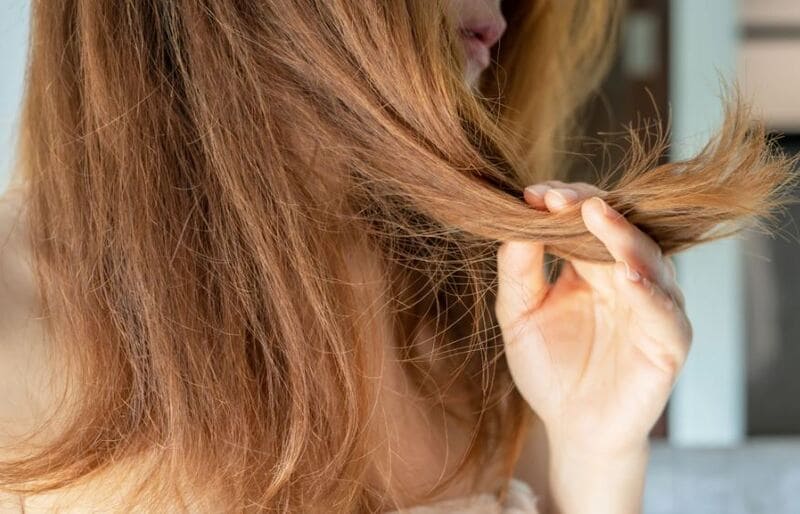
[0,0,789,512]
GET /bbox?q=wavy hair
[1,0,793,511]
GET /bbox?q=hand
[495,181,692,455]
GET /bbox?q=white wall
[0,1,30,191]
[668,0,746,446]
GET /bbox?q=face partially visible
[446,0,507,87]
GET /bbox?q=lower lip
[461,36,491,70]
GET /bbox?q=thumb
[495,240,548,333]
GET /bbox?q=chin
[464,62,484,88]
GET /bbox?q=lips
[458,18,507,71]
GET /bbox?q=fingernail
[594,197,622,220]
[549,188,579,207]
[524,184,550,198]
[624,262,641,282]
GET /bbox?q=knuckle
[496,309,529,347]
[649,344,685,378]
[662,352,683,377]
[664,255,677,279]
[683,316,694,346]
[673,287,686,309]
[663,336,691,376]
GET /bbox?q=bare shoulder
[0,185,54,444]
[0,186,98,513]
[0,187,216,512]
[0,185,39,333]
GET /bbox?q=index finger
[581,197,668,286]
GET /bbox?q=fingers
[524,181,603,211]
[518,181,692,381]
[496,240,549,332]
[613,262,692,376]
[523,181,682,306]
[581,197,670,287]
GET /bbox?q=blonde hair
[1,0,793,511]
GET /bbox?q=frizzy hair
[1,0,793,512]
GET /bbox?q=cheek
[445,0,467,19]
[444,0,479,85]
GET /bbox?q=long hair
[1,0,793,511]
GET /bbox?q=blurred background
[0,0,798,512]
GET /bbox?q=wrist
[548,432,650,463]
[543,415,652,459]
[547,436,650,514]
